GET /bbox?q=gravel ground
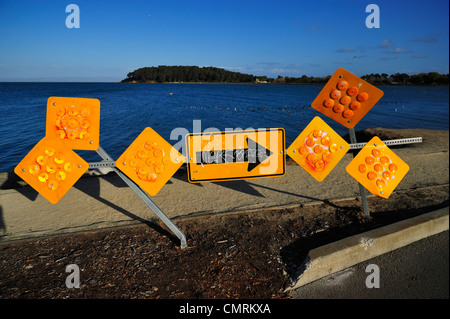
[0,184,448,299]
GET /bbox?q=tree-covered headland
[122,66,254,83]
[122,65,449,86]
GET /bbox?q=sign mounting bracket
[349,128,370,217]
[95,145,187,249]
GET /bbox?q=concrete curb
[286,206,449,292]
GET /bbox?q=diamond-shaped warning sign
[287,117,350,182]
[346,136,409,198]
[46,97,100,150]
[115,127,185,196]
[14,136,89,204]
[311,68,384,129]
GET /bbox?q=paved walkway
[290,230,449,299]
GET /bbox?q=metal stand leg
[348,128,370,217]
[95,146,187,249]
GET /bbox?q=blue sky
[0,0,448,81]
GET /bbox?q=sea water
[0,82,448,172]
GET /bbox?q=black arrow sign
[196,138,273,172]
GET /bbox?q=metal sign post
[95,146,187,249]
[348,128,370,217]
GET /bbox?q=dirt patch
[342,127,415,143]
[0,185,448,299]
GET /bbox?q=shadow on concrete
[213,180,265,198]
[168,167,265,198]
[73,173,180,247]
[0,172,39,201]
[0,206,6,238]
[171,168,203,187]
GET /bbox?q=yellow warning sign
[186,128,285,183]
[311,68,384,129]
[14,135,89,204]
[115,127,185,196]
[287,117,350,182]
[46,97,101,150]
[346,136,409,198]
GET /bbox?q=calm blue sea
[0,82,448,172]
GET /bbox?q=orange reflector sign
[186,128,285,183]
[46,97,100,150]
[346,136,409,198]
[14,136,89,204]
[311,68,384,129]
[115,127,185,196]
[287,117,350,182]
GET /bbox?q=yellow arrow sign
[186,128,285,183]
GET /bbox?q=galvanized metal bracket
[93,145,187,249]
[350,137,422,150]
[89,160,116,169]
[349,128,371,217]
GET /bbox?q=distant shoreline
[0,81,448,86]
[0,81,449,87]
[123,65,450,86]
[120,81,449,86]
